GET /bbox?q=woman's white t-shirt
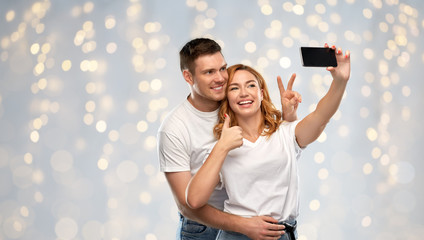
[210,120,303,222]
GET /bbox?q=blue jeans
[177,213,219,240]
[216,220,297,240]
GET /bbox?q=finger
[286,73,296,91]
[290,97,299,106]
[345,50,351,58]
[262,216,279,224]
[264,231,285,239]
[337,47,342,55]
[223,113,230,129]
[293,92,302,103]
[324,43,329,48]
[277,76,285,94]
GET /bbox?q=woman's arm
[295,45,351,148]
[185,115,243,209]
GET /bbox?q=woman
[186,45,351,240]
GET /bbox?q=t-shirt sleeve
[283,120,305,159]
[157,130,190,172]
[203,145,225,190]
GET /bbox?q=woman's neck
[236,113,264,142]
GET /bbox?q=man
[157,38,299,239]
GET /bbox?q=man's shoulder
[158,100,190,133]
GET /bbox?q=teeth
[239,101,252,105]
[213,86,223,90]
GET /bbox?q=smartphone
[300,47,337,67]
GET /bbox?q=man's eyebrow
[201,68,215,73]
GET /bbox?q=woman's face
[227,69,263,119]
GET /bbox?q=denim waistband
[277,220,297,240]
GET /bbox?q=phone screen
[300,47,337,67]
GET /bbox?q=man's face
[185,52,228,109]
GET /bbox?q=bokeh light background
[0,0,423,239]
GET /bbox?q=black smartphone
[300,47,337,67]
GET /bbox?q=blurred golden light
[148,39,160,51]
[97,158,109,170]
[83,2,94,13]
[137,121,148,133]
[363,8,373,19]
[318,168,329,180]
[105,15,116,29]
[317,131,327,143]
[282,2,293,12]
[61,60,72,71]
[108,130,119,142]
[366,128,378,142]
[309,199,320,211]
[6,10,16,22]
[150,79,162,91]
[144,136,157,150]
[363,163,373,175]
[96,120,107,133]
[382,91,393,103]
[139,192,152,204]
[315,4,326,14]
[106,42,117,54]
[361,85,371,97]
[83,113,94,125]
[314,152,325,164]
[293,5,304,15]
[30,43,40,55]
[37,78,47,90]
[85,101,96,112]
[261,4,273,15]
[361,216,372,227]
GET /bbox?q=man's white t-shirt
[157,99,228,210]
[211,120,303,221]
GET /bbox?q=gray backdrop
[0,0,423,239]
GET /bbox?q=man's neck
[187,94,220,112]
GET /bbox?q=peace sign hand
[277,74,302,122]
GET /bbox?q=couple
[158,38,351,240]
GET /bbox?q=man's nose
[216,71,226,82]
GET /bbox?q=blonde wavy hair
[213,64,282,139]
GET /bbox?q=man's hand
[277,74,302,122]
[242,216,285,240]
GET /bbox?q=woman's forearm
[185,141,229,209]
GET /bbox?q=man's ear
[183,70,194,86]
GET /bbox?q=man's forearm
[180,203,246,232]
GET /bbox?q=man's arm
[165,171,285,240]
[295,45,351,147]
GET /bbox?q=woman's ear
[260,89,264,101]
[183,70,194,85]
